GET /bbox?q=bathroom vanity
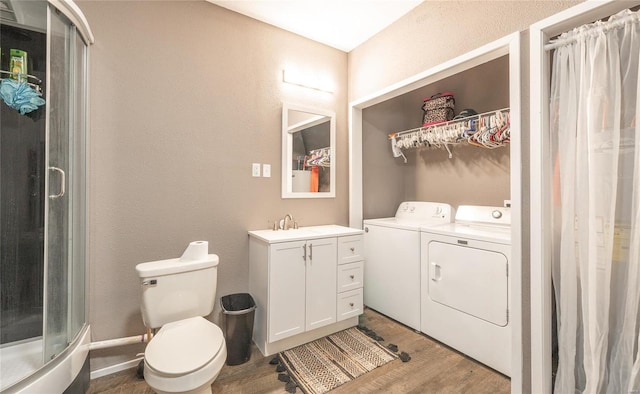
[248,225,364,356]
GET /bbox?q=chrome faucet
[283,214,294,230]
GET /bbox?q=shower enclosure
[0,0,92,391]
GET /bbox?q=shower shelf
[0,70,43,93]
[388,107,510,158]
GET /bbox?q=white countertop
[248,224,363,244]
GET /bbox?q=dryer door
[428,241,508,326]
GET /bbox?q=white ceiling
[206,0,424,52]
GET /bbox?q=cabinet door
[269,240,306,342]
[305,237,337,331]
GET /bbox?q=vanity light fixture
[282,68,335,93]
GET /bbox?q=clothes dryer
[420,205,511,376]
[363,201,453,330]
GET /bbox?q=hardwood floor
[87,308,510,393]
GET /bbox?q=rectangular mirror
[282,103,336,198]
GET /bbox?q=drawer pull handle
[350,275,355,279]
[350,247,355,252]
[349,302,354,307]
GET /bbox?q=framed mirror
[282,103,336,198]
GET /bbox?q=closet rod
[388,107,510,140]
[544,11,639,51]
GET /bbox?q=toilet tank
[136,254,219,328]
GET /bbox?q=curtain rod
[544,11,639,51]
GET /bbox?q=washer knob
[492,210,503,219]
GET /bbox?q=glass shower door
[0,1,48,389]
[44,4,71,362]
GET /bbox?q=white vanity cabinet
[249,225,364,356]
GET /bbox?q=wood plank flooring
[87,308,510,393]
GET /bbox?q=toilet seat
[145,316,225,376]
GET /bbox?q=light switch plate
[262,164,271,178]
[252,163,261,177]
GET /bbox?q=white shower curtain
[549,9,640,394]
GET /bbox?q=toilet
[136,241,227,394]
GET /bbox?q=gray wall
[362,96,416,219]
[348,1,582,102]
[77,0,348,370]
[362,56,512,220]
[411,56,510,208]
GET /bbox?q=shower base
[0,338,43,390]
[0,326,89,393]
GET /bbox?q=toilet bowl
[143,317,227,394]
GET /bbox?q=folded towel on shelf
[0,78,45,115]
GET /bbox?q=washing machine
[420,205,511,376]
[363,201,453,331]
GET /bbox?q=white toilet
[136,241,227,394]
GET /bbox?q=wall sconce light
[282,68,335,93]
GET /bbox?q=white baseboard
[90,357,143,380]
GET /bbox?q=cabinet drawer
[337,288,363,321]
[337,261,363,293]
[338,235,364,265]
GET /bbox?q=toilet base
[144,344,226,394]
[149,378,214,394]
[145,366,222,394]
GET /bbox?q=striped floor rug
[278,327,398,394]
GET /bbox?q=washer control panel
[395,201,453,223]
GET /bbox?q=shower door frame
[0,0,94,391]
[529,1,640,392]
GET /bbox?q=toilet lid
[145,316,224,375]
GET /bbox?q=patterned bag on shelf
[421,92,455,126]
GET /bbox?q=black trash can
[220,293,257,366]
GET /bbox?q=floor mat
[277,327,398,394]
